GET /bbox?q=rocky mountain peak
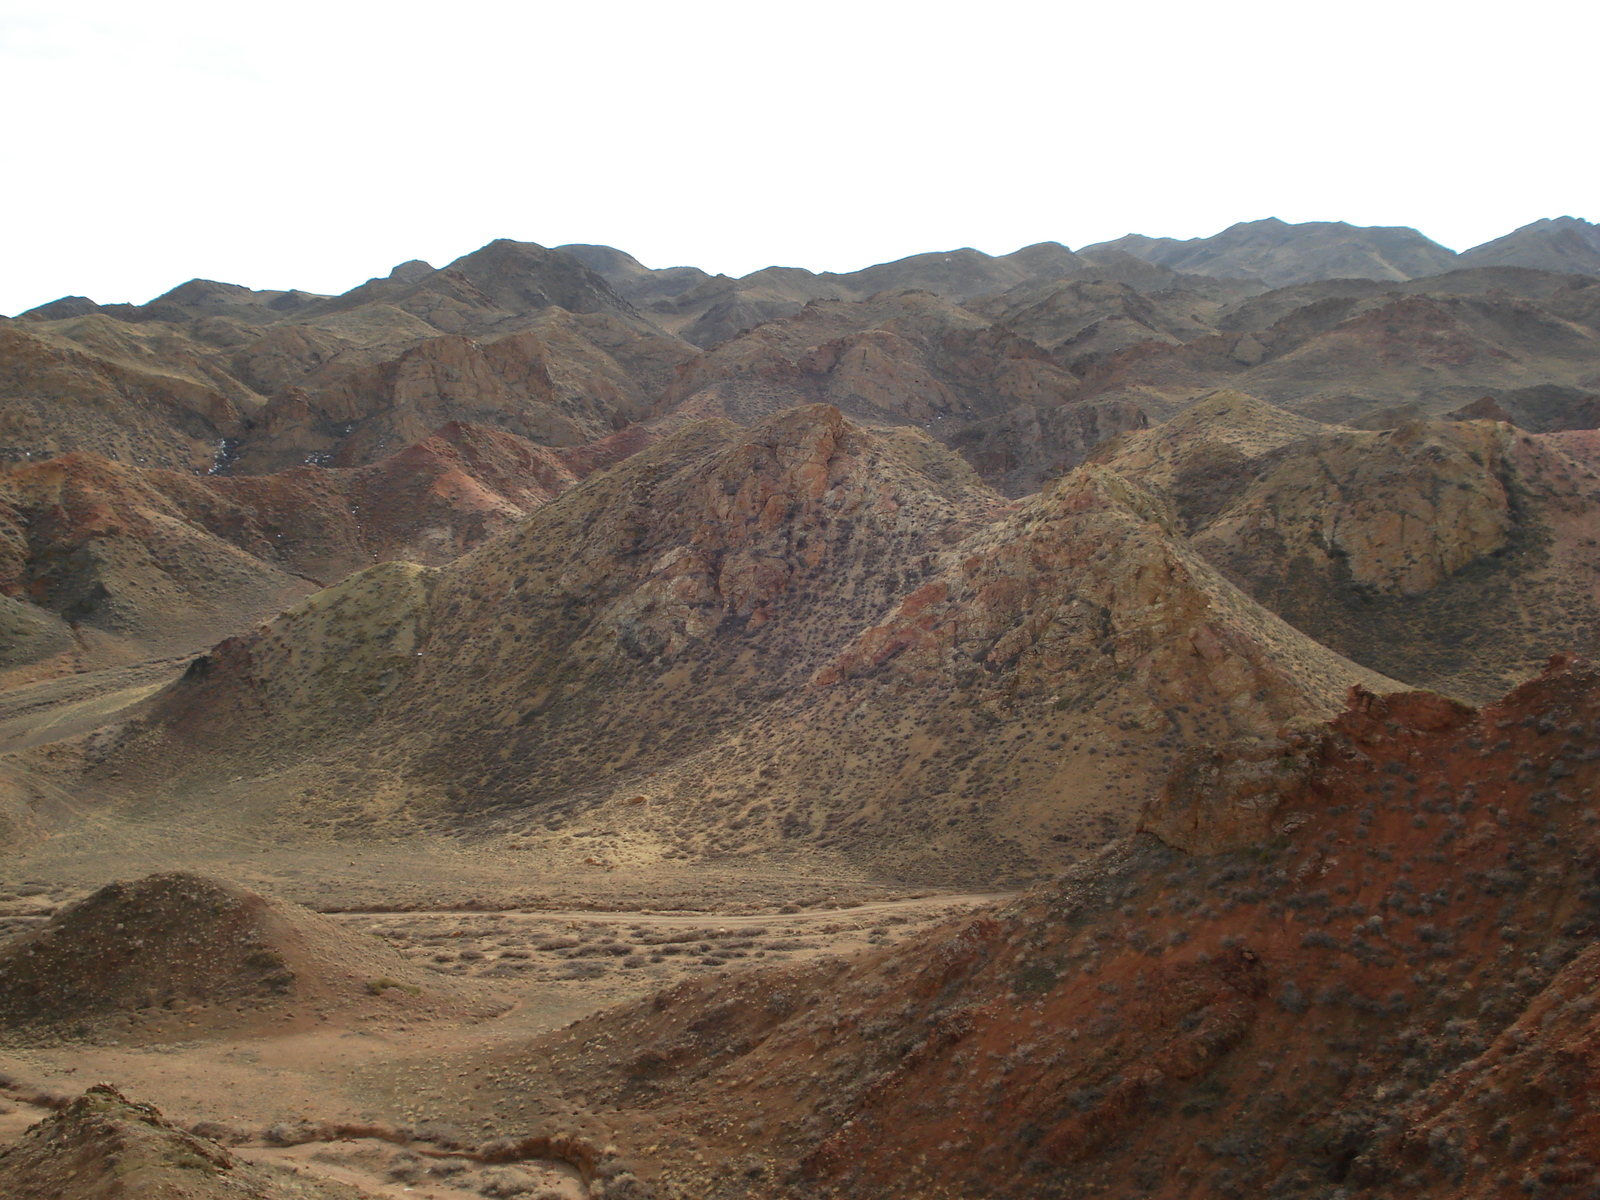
[439,239,641,319]
[386,258,434,282]
[1460,215,1600,275]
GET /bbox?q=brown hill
[0,1085,366,1200]
[1070,247,1268,299]
[300,238,639,329]
[498,655,1600,1199]
[164,420,580,581]
[94,405,1391,881]
[1078,287,1600,425]
[0,452,316,669]
[14,285,309,336]
[1459,216,1600,276]
[7,231,1594,504]
[648,289,1140,494]
[237,329,578,468]
[0,596,72,673]
[944,398,1149,497]
[1175,419,1600,702]
[1241,293,1600,425]
[0,870,465,1043]
[1083,218,1461,287]
[843,243,1085,300]
[1089,388,1335,513]
[1218,267,1592,337]
[0,318,257,473]
[1443,385,1600,434]
[0,422,580,685]
[2,240,698,482]
[564,242,1092,348]
[968,277,1228,359]
[227,308,694,475]
[556,243,718,304]
[18,278,329,327]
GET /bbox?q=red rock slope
[507,655,1600,1198]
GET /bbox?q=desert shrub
[1276,982,1309,1014]
[365,977,420,996]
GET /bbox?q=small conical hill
[0,870,458,1041]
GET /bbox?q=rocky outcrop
[1140,686,1476,855]
[1137,719,1325,855]
[1157,416,1600,701]
[1195,419,1516,596]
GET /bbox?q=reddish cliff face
[505,656,1600,1199]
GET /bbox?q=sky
[1,0,1594,315]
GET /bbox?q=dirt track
[323,895,1010,923]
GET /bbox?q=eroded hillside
[62,406,1391,881]
[493,655,1600,1199]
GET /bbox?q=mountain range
[3,213,1600,1198]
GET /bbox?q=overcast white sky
[1,0,1593,315]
